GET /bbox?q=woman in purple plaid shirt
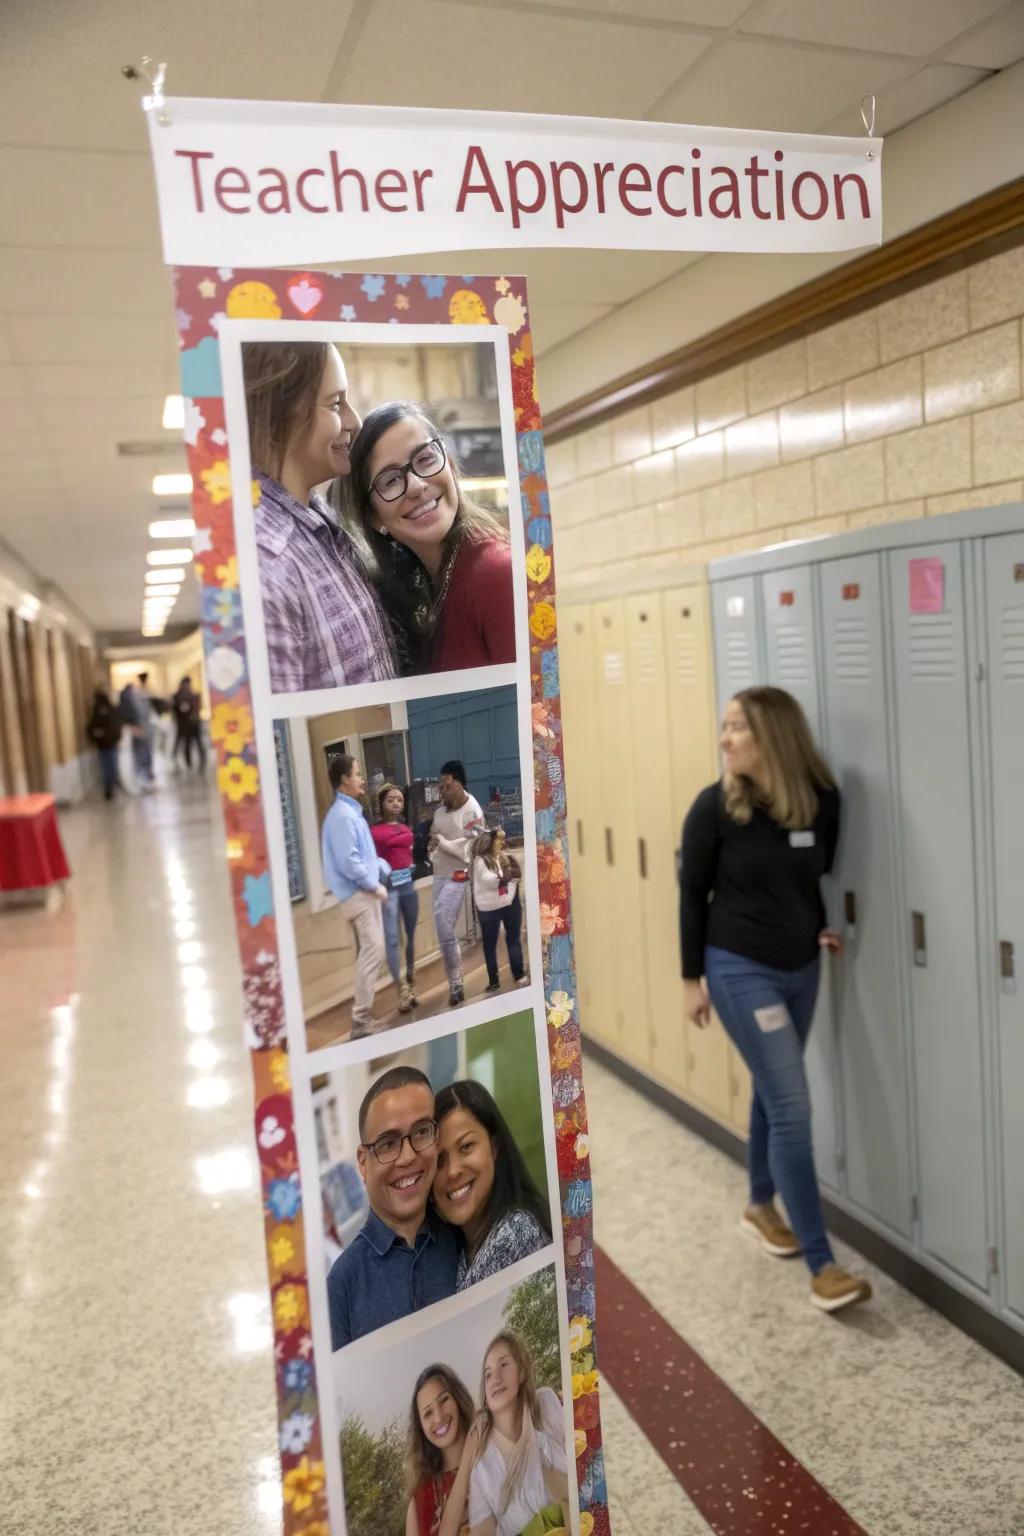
[243,342,397,693]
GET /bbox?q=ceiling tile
[0,0,357,151]
[0,248,173,317]
[0,148,160,250]
[516,0,750,22]
[24,361,168,399]
[651,38,909,132]
[533,303,616,353]
[822,61,992,136]
[337,0,713,117]
[328,249,695,307]
[943,3,1024,66]
[740,0,1010,59]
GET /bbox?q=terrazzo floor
[4,778,1023,1534]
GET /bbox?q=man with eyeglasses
[326,1065,459,1349]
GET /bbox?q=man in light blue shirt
[322,754,388,1038]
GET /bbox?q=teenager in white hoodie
[429,760,484,1006]
[471,827,528,993]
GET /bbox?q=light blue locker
[888,541,987,1290]
[710,575,763,718]
[820,554,913,1237]
[983,532,1024,1320]
[760,563,842,1194]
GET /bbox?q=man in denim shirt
[321,754,388,1038]
[327,1066,459,1349]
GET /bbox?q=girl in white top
[470,828,527,994]
[467,1332,568,1536]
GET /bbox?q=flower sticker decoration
[282,1457,325,1515]
[200,458,232,505]
[219,756,259,804]
[211,701,254,756]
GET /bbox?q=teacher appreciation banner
[147,97,883,267]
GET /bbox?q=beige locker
[591,598,652,1068]
[624,592,687,1092]
[661,583,741,1126]
[558,604,612,1046]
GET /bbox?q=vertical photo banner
[173,267,604,1536]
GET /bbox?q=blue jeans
[384,884,419,987]
[705,946,834,1274]
[97,747,120,798]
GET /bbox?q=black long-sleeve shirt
[679,780,840,980]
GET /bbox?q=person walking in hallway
[429,761,484,1008]
[679,685,871,1313]
[470,827,527,993]
[321,754,388,1040]
[119,673,156,791]
[371,782,420,1014]
[172,674,206,772]
[86,687,123,801]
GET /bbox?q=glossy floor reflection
[1,777,280,1535]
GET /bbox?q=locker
[625,594,686,1091]
[820,554,913,1237]
[560,606,614,1047]
[982,533,1024,1317]
[591,599,652,1067]
[711,574,763,717]
[665,584,740,1123]
[760,563,842,1192]
[889,541,987,1289]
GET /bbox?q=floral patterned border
[172,266,607,1535]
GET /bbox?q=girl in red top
[371,783,419,1013]
[343,402,515,676]
[405,1363,480,1536]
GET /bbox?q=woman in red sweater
[371,783,419,1013]
[342,402,515,676]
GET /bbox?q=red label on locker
[842,583,860,601]
[779,590,795,607]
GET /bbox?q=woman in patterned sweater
[432,1080,551,1291]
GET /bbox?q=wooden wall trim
[544,177,1024,444]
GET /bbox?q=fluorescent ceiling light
[152,473,193,496]
[147,547,192,565]
[149,518,196,539]
[144,596,175,608]
[141,627,165,637]
[162,395,185,430]
[146,566,186,584]
[143,583,180,598]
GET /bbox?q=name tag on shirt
[390,867,413,887]
[789,831,816,848]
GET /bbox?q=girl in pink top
[371,783,419,1013]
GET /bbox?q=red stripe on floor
[594,1246,869,1536]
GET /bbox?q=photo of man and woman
[242,336,516,692]
[313,1012,553,1351]
[336,1265,571,1536]
[274,684,533,1050]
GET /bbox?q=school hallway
[4,776,1021,1535]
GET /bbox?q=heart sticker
[287,276,323,316]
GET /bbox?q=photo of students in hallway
[313,1012,553,1350]
[333,1264,569,1536]
[273,684,534,1054]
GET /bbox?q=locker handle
[844,890,857,935]
[1000,940,1016,995]
[638,837,648,880]
[605,827,614,867]
[576,820,583,857]
[912,911,927,968]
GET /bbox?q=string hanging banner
[148,97,883,265]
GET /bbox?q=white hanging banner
[147,97,883,266]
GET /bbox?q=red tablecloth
[0,794,71,891]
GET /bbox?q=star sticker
[495,277,511,294]
[198,278,217,299]
[193,527,213,555]
[217,267,234,281]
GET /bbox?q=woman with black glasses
[341,402,516,675]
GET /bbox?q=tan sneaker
[810,1264,872,1313]
[739,1202,800,1258]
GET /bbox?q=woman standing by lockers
[679,685,871,1313]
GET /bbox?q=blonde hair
[723,686,834,831]
[478,1331,542,1514]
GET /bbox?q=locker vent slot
[1000,608,1024,682]
[775,622,809,684]
[725,633,753,690]
[634,632,657,685]
[672,633,697,683]
[832,617,870,682]
[908,614,956,680]
[603,651,624,685]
